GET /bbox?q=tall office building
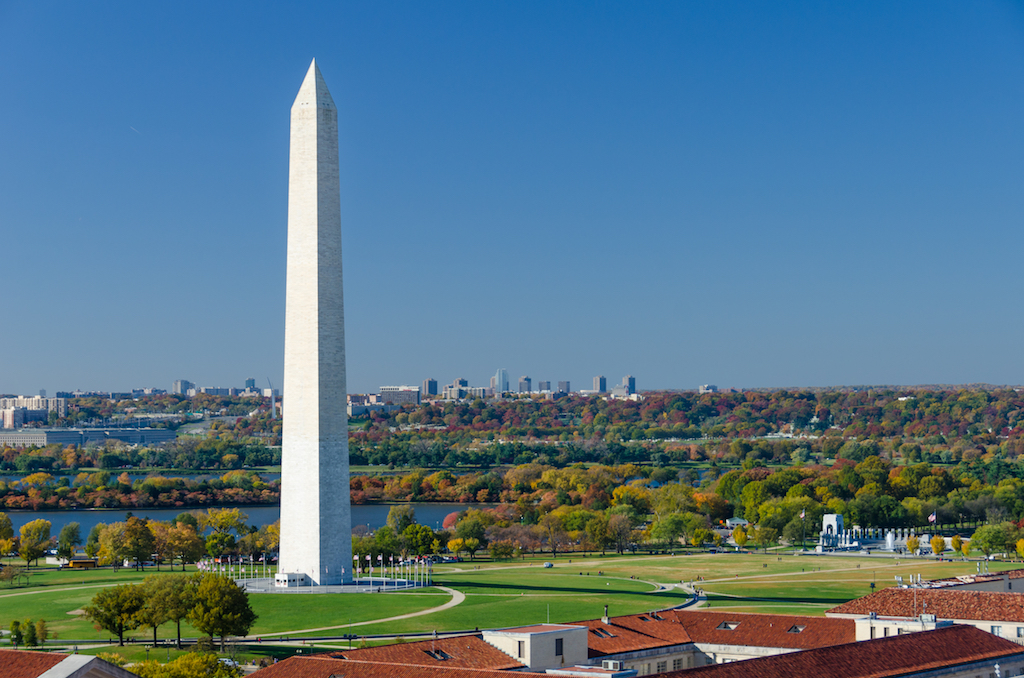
[624,375,636,395]
[593,375,607,392]
[519,376,532,393]
[172,380,194,395]
[558,381,570,394]
[494,368,510,395]
[538,381,551,391]
[422,378,438,396]
[245,377,256,390]
[380,386,421,405]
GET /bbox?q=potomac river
[5,503,483,537]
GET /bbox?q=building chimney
[602,605,609,625]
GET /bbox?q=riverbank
[4,502,484,535]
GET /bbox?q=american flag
[928,512,936,523]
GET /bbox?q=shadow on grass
[704,593,849,605]
[437,577,689,598]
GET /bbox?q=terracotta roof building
[254,658,549,678]
[335,635,526,670]
[0,649,137,678]
[674,625,1024,678]
[562,609,855,674]
[827,588,1024,641]
[256,625,1024,678]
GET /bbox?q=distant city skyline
[3,3,1023,395]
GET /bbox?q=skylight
[788,625,807,634]
[716,622,740,631]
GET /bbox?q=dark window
[555,638,563,656]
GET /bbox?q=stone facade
[278,60,353,586]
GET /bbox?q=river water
[4,503,480,537]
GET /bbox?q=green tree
[585,515,611,554]
[9,620,23,647]
[782,518,804,547]
[650,514,687,547]
[57,522,82,562]
[125,517,156,570]
[455,517,487,545]
[170,524,206,570]
[23,619,38,647]
[19,519,52,568]
[971,523,1014,557]
[690,528,713,548]
[187,573,257,652]
[34,619,48,645]
[84,584,145,646]
[462,537,482,559]
[205,533,236,559]
[608,514,632,554]
[201,508,249,539]
[752,526,778,552]
[136,577,170,645]
[0,513,13,543]
[132,652,237,678]
[145,574,195,649]
[402,524,434,556]
[386,505,417,534]
[490,540,515,560]
[98,523,128,570]
[85,524,103,558]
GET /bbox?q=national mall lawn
[3,551,1014,660]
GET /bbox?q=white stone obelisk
[278,59,352,586]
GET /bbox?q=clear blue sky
[1,1,1022,395]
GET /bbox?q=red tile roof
[672,625,1024,678]
[570,610,854,656]
[254,657,548,678]
[577,619,678,658]
[669,610,856,649]
[335,635,524,669]
[827,588,1024,622]
[0,649,67,678]
[600,612,693,647]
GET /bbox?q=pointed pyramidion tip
[293,58,335,110]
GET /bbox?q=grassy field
[4,552,1019,657]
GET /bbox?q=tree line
[0,507,278,573]
[82,572,256,649]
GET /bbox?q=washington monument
[277,60,353,586]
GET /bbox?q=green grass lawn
[5,552,1020,653]
[249,590,446,635]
